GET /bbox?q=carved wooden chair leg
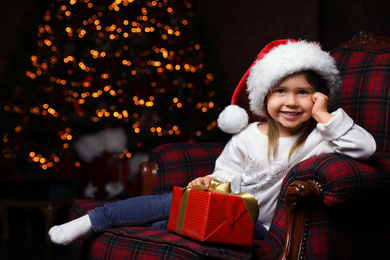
[278,180,322,260]
[139,162,158,196]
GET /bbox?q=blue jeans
[88,192,267,240]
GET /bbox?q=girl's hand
[188,177,215,188]
[311,92,333,124]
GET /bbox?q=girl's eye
[274,89,285,94]
[298,90,309,95]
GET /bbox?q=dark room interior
[0,0,389,259]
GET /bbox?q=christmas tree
[1,0,226,175]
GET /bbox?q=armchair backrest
[330,33,390,153]
[148,142,225,194]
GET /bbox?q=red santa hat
[217,39,341,134]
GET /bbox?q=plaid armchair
[68,33,390,259]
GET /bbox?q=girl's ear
[264,97,269,116]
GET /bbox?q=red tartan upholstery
[69,199,259,260]
[331,44,390,153]
[68,35,390,259]
[148,142,225,195]
[259,153,390,259]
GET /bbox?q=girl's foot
[49,214,93,245]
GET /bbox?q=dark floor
[0,207,74,260]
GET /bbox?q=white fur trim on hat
[247,40,341,118]
[217,105,249,134]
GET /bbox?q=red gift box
[168,181,258,246]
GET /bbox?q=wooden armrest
[139,162,158,196]
[278,180,322,260]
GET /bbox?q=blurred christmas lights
[2,0,220,172]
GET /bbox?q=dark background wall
[1,0,389,99]
[191,0,319,98]
[190,0,390,95]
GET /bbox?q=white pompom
[217,105,249,134]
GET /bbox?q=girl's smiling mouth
[280,111,302,117]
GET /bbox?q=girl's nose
[285,94,298,107]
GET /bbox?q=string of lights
[1,0,223,173]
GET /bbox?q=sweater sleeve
[316,108,376,160]
[206,135,247,193]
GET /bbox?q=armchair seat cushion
[69,199,261,260]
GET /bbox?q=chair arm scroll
[278,180,322,260]
[139,162,158,196]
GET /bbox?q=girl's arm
[310,92,376,160]
[314,108,376,160]
[205,135,247,193]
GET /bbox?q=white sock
[49,214,93,245]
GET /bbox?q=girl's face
[266,74,315,137]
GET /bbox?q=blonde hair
[266,70,328,161]
[266,115,312,161]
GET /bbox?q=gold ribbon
[176,180,259,234]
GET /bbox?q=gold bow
[176,180,259,234]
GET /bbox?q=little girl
[49,39,376,245]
